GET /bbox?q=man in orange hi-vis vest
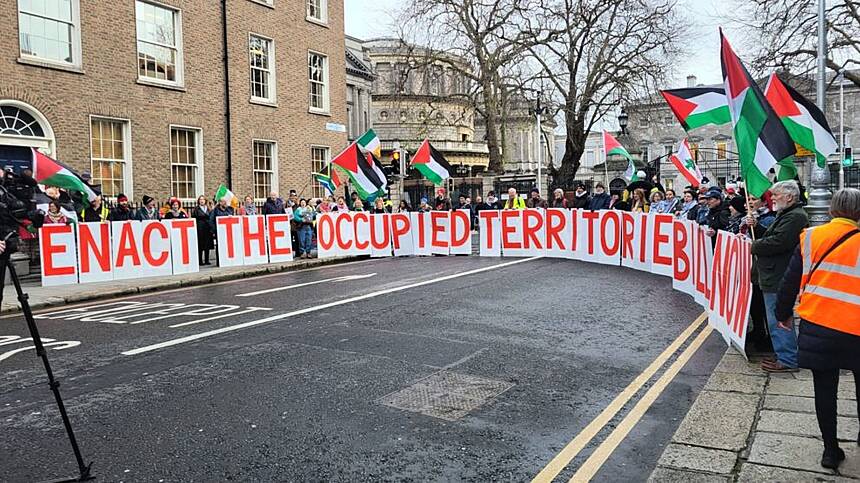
[775,188,860,471]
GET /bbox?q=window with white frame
[170,127,201,199]
[307,0,327,23]
[90,118,130,197]
[308,51,329,112]
[249,34,275,103]
[638,117,649,128]
[18,0,81,66]
[716,141,728,160]
[253,140,276,199]
[135,1,183,84]
[310,146,330,198]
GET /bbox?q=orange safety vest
[796,218,860,335]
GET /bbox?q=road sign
[794,144,814,157]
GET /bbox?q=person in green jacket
[747,180,809,373]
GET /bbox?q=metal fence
[827,163,860,192]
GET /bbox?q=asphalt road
[0,256,725,482]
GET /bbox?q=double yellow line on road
[533,312,712,483]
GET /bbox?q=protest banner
[216,216,244,267]
[77,222,112,284]
[478,210,501,257]
[39,223,78,287]
[449,210,472,255]
[266,214,294,263]
[370,214,392,258]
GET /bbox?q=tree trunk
[555,113,586,190]
[481,77,504,173]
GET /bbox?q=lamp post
[613,108,629,186]
[807,0,832,225]
[839,69,845,190]
[534,93,546,195]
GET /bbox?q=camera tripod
[5,254,94,481]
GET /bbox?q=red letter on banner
[318,214,334,251]
[79,223,111,274]
[336,212,353,251]
[242,216,266,257]
[172,219,195,265]
[391,213,410,250]
[115,222,142,268]
[41,224,76,276]
[142,222,170,266]
[621,212,635,259]
[479,210,499,249]
[546,209,565,250]
[652,214,673,271]
[600,211,620,256]
[430,211,448,248]
[219,217,241,259]
[523,209,544,250]
[672,221,690,281]
[582,211,600,255]
[501,210,521,250]
[354,212,370,250]
[450,211,470,247]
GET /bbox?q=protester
[774,188,860,469]
[415,197,430,212]
[567,184,587,209]
[353,199,365,212]
[690,193,709,224]
[726,196,747,234]
[629,188,648,213]
[504,187,526,210]
[288,190,298,208]
[43,200,69,225]
[81,195,109,222]
[263,191,286,215]
[334,196,349,212]
[316,197,332,214]
[349,192,360,210]
[587,184,611,210]
[108,193,133,221]
[294,198,315,258]
[135,195,160,221]
[163,197,188,219]
[747,180,809,373]
[238,195,257,216]
[545,188,565,209]
[192,195,213,265]
[371,198,390,214]
[485,191,501,210]
[609,193,624,210]
[725,183,738,200]
[398,200,412,212]
[703,188,729,240]
[434,188,452,211]
[676,191,697,218]
[209,197,234,235]
[526,188,547,209]
[663,189,681,214]
[649,191,665,213]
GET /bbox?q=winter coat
[135,207,160,221]
[706,202,730,235]
[526,197,548,209]
[434,197,452,211]
[750,202,809,292]
[776,247,860,370]
[570,193,589,209]
[163,210,188,219]
[192,206,213,250]
[727,213,746,234]
[262,198,286,215]
[695,205,710,225]
[81,205,109,223]
[209,205,235,234]
[549,198,568,209]
[586,193,610,211]
[109,206,134,221]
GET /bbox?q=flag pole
[603,132,609,188]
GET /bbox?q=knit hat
[704,188,723,200]
[531,187,540,194]
[117,193,128,203]
[729,195,747,213]
[142,195,154,205]
[726,183,738,194]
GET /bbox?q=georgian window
[253,140,277,199]
[249,34,276,103]
[716,141,728,160]
[310,146,330,198]
[135,1,183,85]
[170,127,202,199]
[90,118,131,197]
[308,51,329,113]
[307,0,327,23]
[17,0,81,66]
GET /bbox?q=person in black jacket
[586,183,611,210]
[703,188,729,242]
[550,189,568,209]
[570,184,590,209]
[108,193,134,221]
[262,191,286,215]
[192,196,213,265]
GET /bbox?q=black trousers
[812,369,860,449]
[0,252,7,309]
[749,284,770,343]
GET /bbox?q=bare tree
[738,0,860,88]
[398,0,551,173]
[525,0,684,188]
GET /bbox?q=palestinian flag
[312,172,337,195]
[603,131,639,181]
[660,87,732,131]
[670,139,704,186]
[31,148,98,201]
[356,129,382,158]
[720,30,796,197]
[214,184,239,209]
[411,139,453,186]
[765,73,838,169]
[331,143,386,200]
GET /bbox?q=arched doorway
[0,100,55,174]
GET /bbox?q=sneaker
[821,447,845,469]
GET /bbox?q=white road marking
[0,340,81,363]
[234,273,378,297]
[167,307,273,328]
[122,257,540,356]
[0,336,55,347]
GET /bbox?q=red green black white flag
[31,148,98,201]
[660,87,731,131]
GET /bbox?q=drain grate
[379,371,514,421]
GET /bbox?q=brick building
[0,0,347,203]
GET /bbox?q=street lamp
[533,93,547,195]
[617,108,629,135]
[808,0,832,225]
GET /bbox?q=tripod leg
[7,262,93,481]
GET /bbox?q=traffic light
[843,147,854,167]
[392,150,401,174]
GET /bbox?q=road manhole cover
[379,371,514,421]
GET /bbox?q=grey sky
[344,0,736,89]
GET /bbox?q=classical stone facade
[0,0,347,202]
[345,35,373,143]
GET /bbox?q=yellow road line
[568,324,714,482]
[532,312,707,483]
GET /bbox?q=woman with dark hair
[630,188,648,213]
[192,195,213,265]
[43,200,69,225]
[294,198,316,258]
[398,200,411,213]
[163,197,188,219]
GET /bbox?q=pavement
[649,350,860,482]
[1,255,726,481]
